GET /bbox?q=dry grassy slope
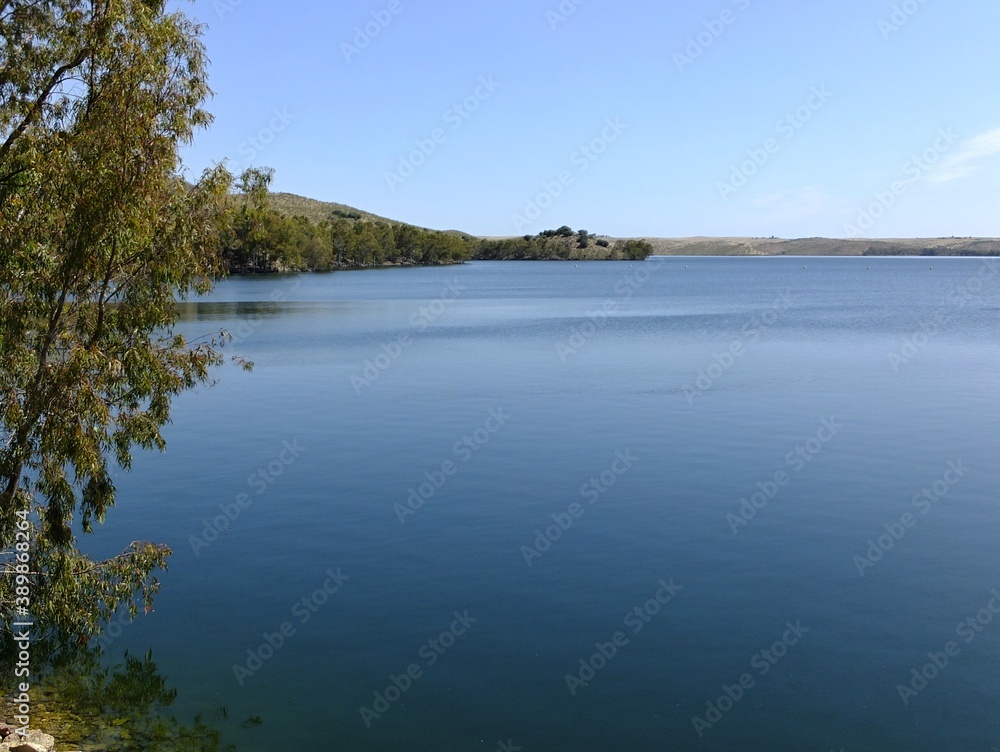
[265,193,472,237]
[643,236,1000,256]
[266,192,392,224]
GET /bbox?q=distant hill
[644,236,1000,257]
[266,192,472,238]
[265,192,1000,257]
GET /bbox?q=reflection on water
[1,644,247,751]
[177,300,307,321]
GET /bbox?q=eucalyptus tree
[0,0,240,642]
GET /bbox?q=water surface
[91,258,1000,751]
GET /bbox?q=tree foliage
[220,199,474,272]
[620,238,654,260]
[0,0,234,642]
[474,229,649,261]
[221,203,656,270]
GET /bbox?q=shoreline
[0,719,57,752]
[223,251,1000,277]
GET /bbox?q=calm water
[88,258,1000,751]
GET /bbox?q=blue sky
[176,0,1000,238]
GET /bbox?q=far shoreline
[477,235,1000,259]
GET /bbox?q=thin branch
[0,48,91,174]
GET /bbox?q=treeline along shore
[224,187,1000,274]
[223,198,652,273]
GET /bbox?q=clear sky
[175,0,1000,239]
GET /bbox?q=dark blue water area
[83,257,1000,751]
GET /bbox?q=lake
[87,257,1000,751]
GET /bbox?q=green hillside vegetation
[224,185,653,272]
[222,209,473,272]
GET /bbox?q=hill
[263,191,1000,258]
[266,193,472,238]
[265,192,400,226]
[644,236,1000,257]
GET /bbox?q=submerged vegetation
[0,644,241,751]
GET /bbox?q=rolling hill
[266,193,471,237]
[265,192,1000,257]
